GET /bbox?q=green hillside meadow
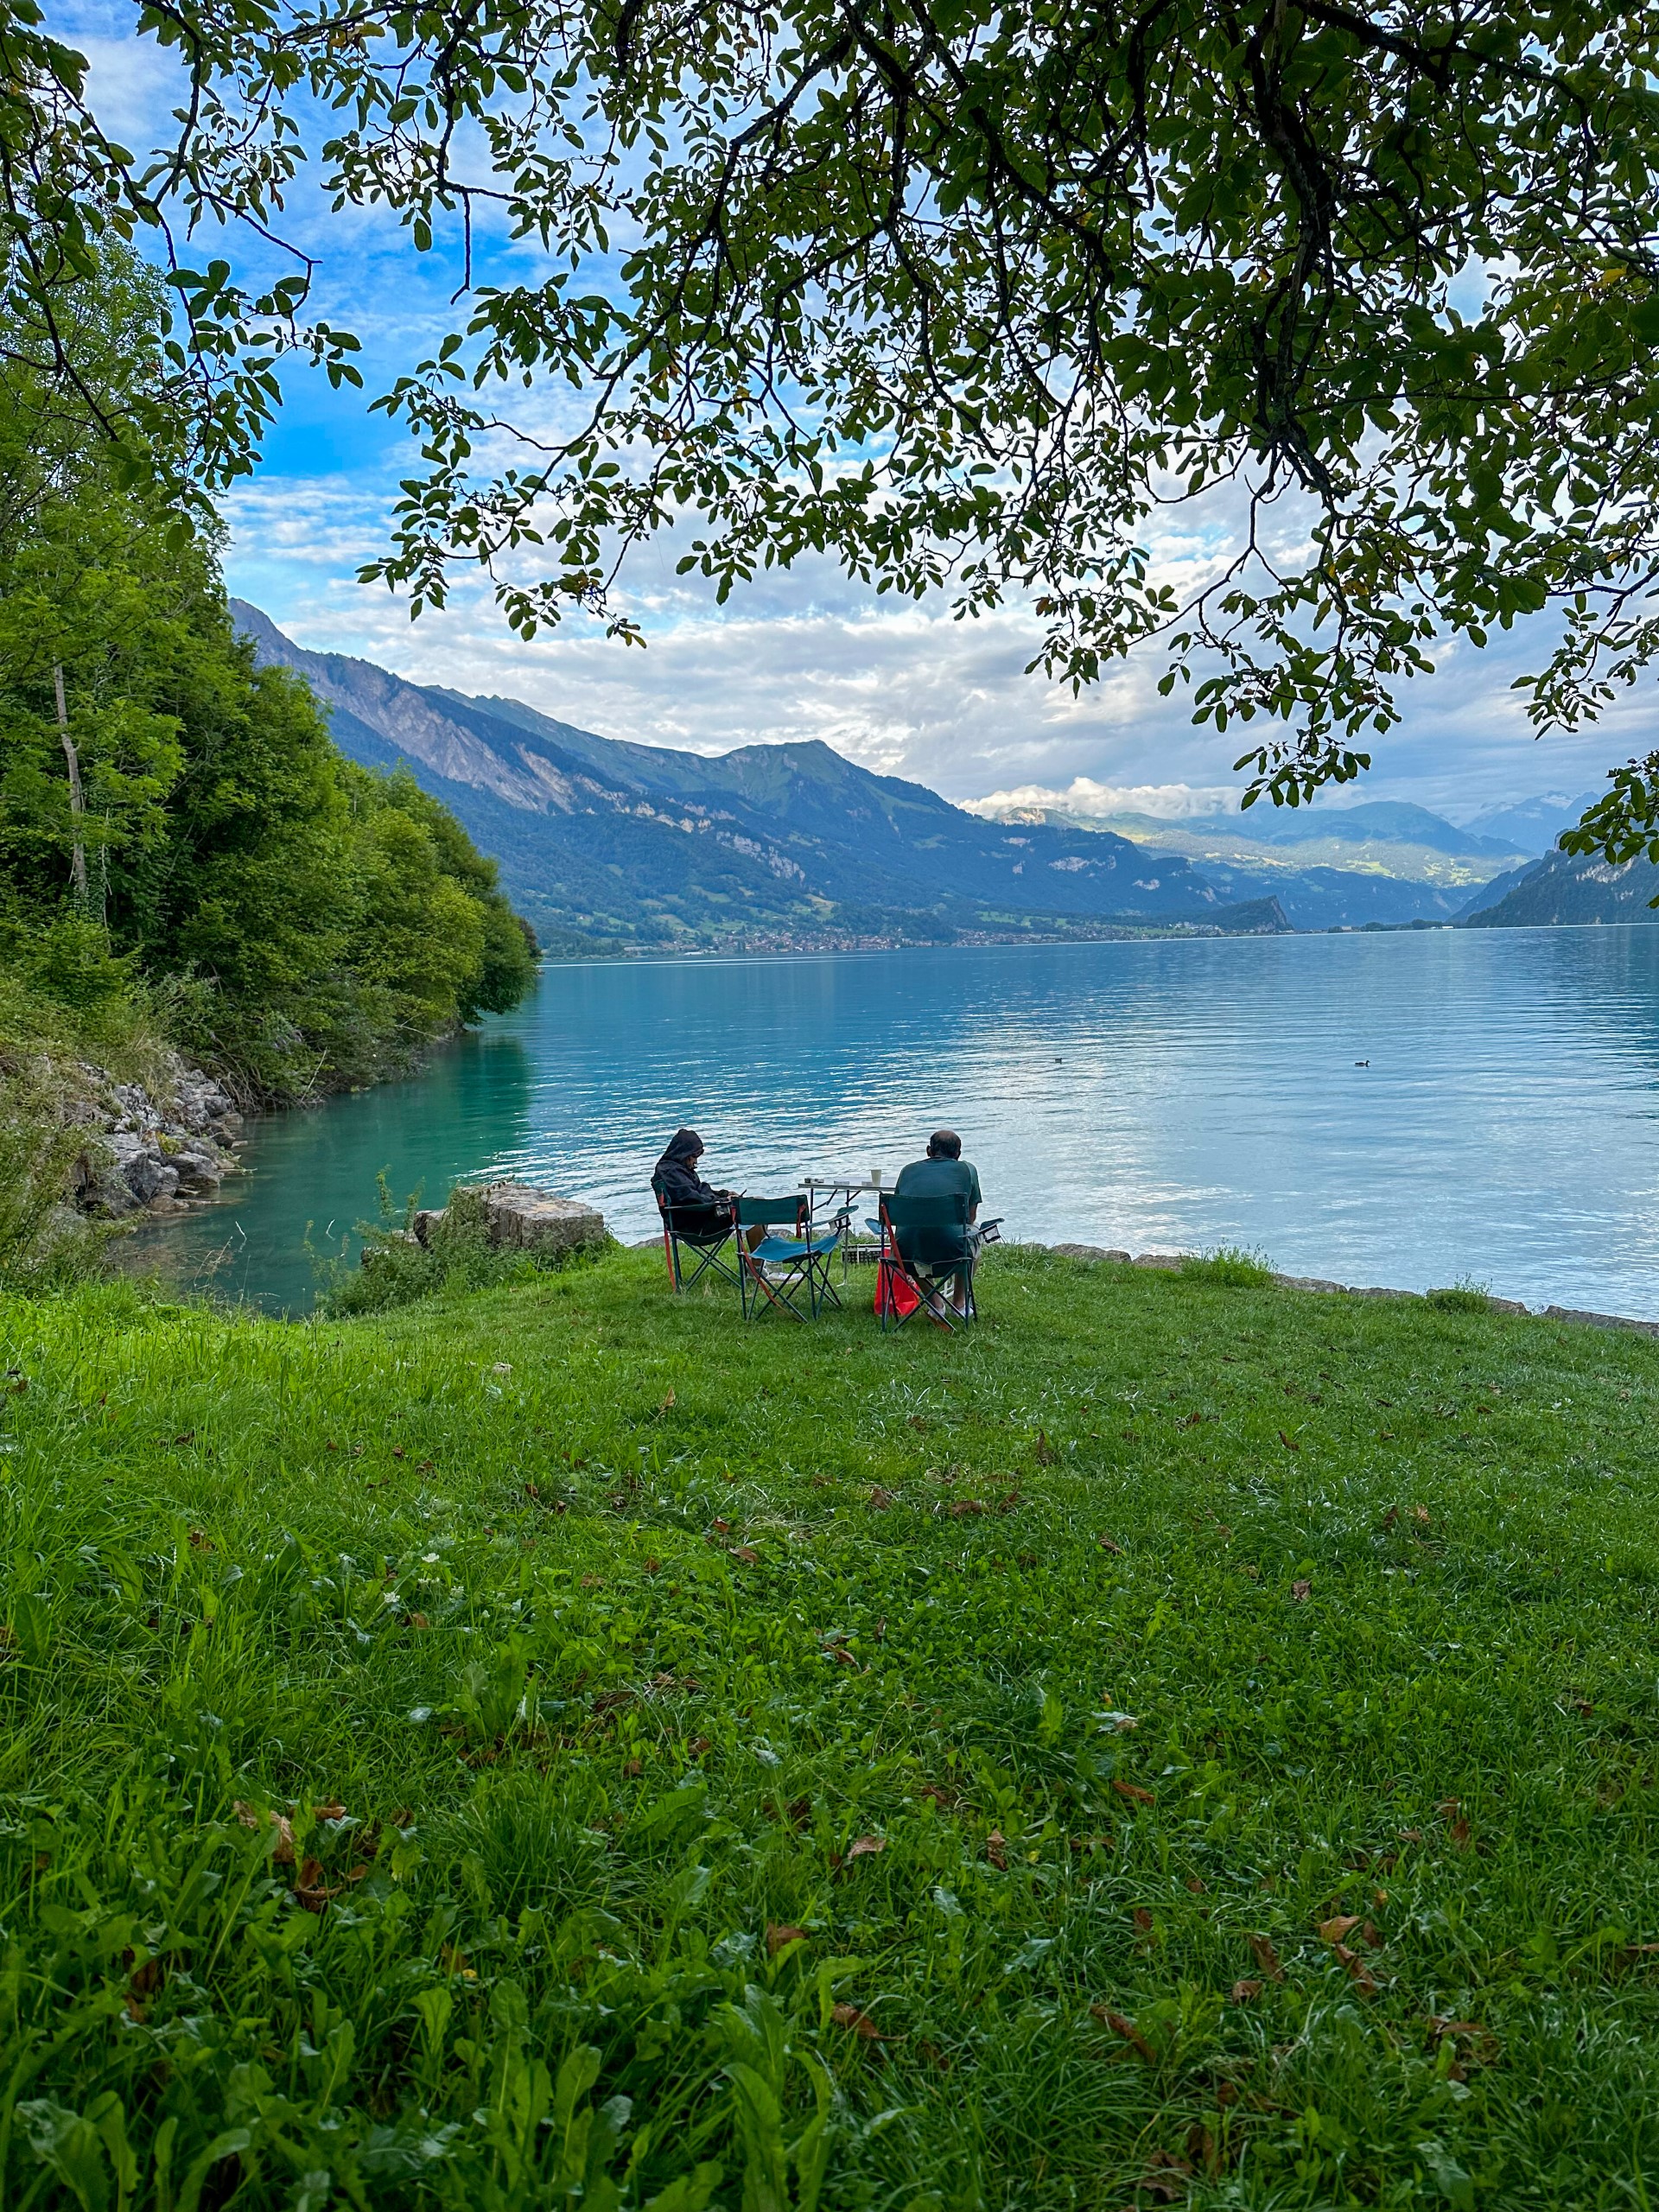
[3,1245,1657,2209]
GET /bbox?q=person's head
[926,1128,963,1160]
[661,1127,705,1165]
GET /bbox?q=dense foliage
[9,4,1659,837]
[3,1246,1658,2206]
[0,269,537,1103]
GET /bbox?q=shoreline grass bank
[3,1247,1657,2208]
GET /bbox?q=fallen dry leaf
[1332,1942,1379,1994]
[1133,1907,1154,1935]
[1292,1580,1312,1602]
[1096,1534,1124,1554]
[868,1487,895,1510]
[985,1828,1007,1869]
[1277,1430,1301,1452]
[1113,1779,1156,1807]
[1413,1503,1431,1525]
[946,1498,986,1517]
[711,1517,732,1534]
[234,1801,296,1866]
[1318,1914,1363,1943]
[188,1528,213,1552]
[1380,1504,1400,1529]
[1230,1978,1262,2003]
[1449,1818,1471,1851]
[766,1924,808,1955]
[408,1611,429,1630]
[1033,1429,1059,1465]
[728,1545,760,1565]
[313,1801,346,1823]
[658,1390,676,1412]
[440,1944,477,1980]
[1249,1935,1286,1982]
[830,2002,883,2040]
[1090,2006,1154,2063]
[1186,1876,1207,1893]
[846,1834,887,1860]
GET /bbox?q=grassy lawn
[3,1245,1658,2209]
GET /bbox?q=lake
[130,926,1659,1317]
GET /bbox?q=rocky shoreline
[67,1056,245,1221]
[1046,1243,1659,1340]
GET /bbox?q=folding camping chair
[734,1193,847,1321]
[871,1191,1000,1332]
[652,1175,741,1295]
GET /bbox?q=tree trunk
[54,662,88,904]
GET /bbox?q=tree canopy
[13,3,1659,838]
[0,256,537,1100]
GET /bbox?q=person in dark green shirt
[892,1130,982,1314]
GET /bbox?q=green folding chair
[734,1194,845,1320]
[872,1190,987,1331]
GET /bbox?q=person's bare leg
[950,1268,969,1317]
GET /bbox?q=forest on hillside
[0,255,538,1110]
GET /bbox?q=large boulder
[416,1182,607,1258]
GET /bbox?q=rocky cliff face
[67,1058,245,1220]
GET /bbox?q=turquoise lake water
[130,926,1659,1316]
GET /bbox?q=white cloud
[965,779,1240,819]
[226,469,1649,815]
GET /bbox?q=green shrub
[1179,1244,1274,1287]
[0,1058,107,1287]
[314,1179,599,1319]
[1427,1277,1494,1313]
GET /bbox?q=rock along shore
[65,1055,245,1221]
[1043,1244,1659,1339]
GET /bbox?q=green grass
[3,1246,1659,2209]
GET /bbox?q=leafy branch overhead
[18,3,1659,833]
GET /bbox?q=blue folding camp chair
[734,1193,847,1320]
[870,1191,1000,1331]
[652,1174,741,1294]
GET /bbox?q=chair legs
[666,1230,740,1294]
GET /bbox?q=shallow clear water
[130,927,1659,1316]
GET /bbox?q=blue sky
[60,0,1656,817]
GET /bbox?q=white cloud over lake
[225,467,1649,817]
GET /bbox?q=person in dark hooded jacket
[651,1128,736,1238]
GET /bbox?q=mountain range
[234,603,1295,949]
[232,603,1636,944]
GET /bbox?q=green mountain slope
[1461,849,1659,928]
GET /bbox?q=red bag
[874,1257,921,1319]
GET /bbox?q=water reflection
[131,928,1659,1316]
